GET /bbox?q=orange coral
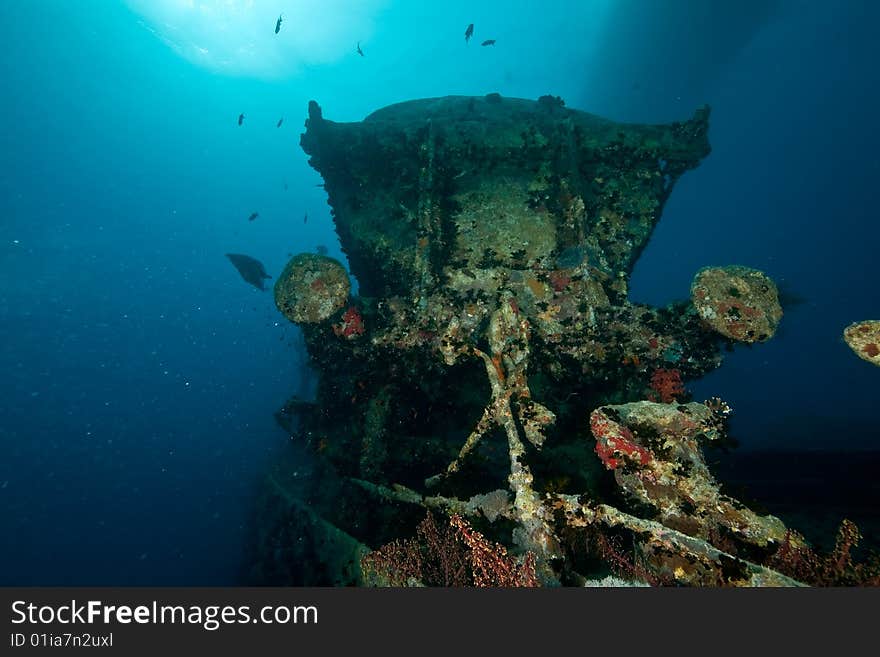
[648,368,685,403]
[449,514,539,587]
[767,519,880,586]
[361,511,538,587]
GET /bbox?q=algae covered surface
[249,95,876,587]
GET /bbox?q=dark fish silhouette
[481,39,496,46]
[303,212,308,224]
[238,113,244,125]
[247,212,259,222]
[277,117,284,128]
[226,253,271,291]
[465,23,474,43]
[275,14,282,34]
[357,41,364,56]
[777,283,808,311]
[315,245,328,255]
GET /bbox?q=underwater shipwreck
[248,94,879,587]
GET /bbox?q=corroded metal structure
[251,95,801,586]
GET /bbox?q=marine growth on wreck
[248,94,877,587]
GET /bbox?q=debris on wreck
[226,253,271,291]
[843,320,880,366]
[691,265,783,343]
[588,402,801,582]
[274,253,351,323]
[246,94,857,587]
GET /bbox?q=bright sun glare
[126,0,387,79]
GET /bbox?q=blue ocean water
[0,0,877,585]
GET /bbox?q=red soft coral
[649,368,685,403]
[333,306,365,338]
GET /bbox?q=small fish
[315,245,328,255]
[277,117,284,128]
[481,39,496,46]
[275,14,282,34]
[357,41,364,57]
[303,212,308,224]
[238,113,244,126]
[465,23,474,43]
[247,212,259,222]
